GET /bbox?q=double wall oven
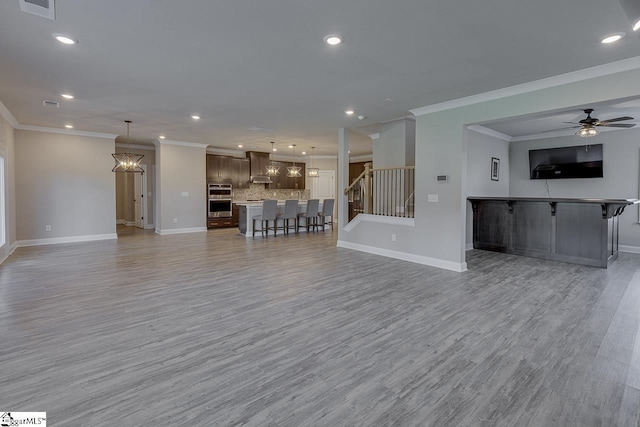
[208,183,232,218]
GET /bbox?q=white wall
[510,128,640,249]
[15,130,117,242]
[156,142,206,233]
[373,118,415,168]
[0,111,16,263]
[465,129,510,245]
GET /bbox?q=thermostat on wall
[436,175,448,182]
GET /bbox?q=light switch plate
[427,194,439,202]
[181,192,189,197]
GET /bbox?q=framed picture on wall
[491,157,500,181]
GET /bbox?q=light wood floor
[2,225,640,426]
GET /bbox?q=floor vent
[19,0,55,21]
[42,100,59,108]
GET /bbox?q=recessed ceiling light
[61,93,74,99]
[633,18,640,32]
[301,151,307,155]
[272,148,277,152]
[601,33,625,44]
[53,34,78,45]
[288,145,294,148]
[345,110,354,115]
[159,135,166,139]
[324,34,343,45]
[64,124,73,129]
[238,144,243,148]
[191,115,200,120]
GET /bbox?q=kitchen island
[468,197,638,268]
[236,201,327,237]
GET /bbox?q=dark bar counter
[468,197,639,268]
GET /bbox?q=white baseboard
[145,223,155,230]
[16,233,118,247]
[336,240,467,272]
[620,245,640,254]
[0,242,18,265]
[466,242,474,251]
[116,219,126,225]
[155,227,207,235]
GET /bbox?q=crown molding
[0,101,19,128]
[381,115,416,124]
[411,56,640,117]
[350,154,373,162]
[158,139,208,148]
[206,147,246,157]
[17,124,117,139]
[115,143,156,151]
[467,125,512,141]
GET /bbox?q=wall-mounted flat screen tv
[529,144,603,179]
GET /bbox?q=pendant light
[265,141,280,176]
[287,144,302,177]
[307,146,319,178]
[112,120,144,173]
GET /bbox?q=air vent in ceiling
[19,0,55,21]
[42,100,59,108]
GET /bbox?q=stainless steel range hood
[250,175,273,184]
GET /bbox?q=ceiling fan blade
[597,123,636,128]
[596,116,634,124]
[562,121,580,124]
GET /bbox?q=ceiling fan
[564,108,635,137]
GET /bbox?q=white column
[337,128,349,239]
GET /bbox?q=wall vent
[19,0,55,21]
[42,100,59,108]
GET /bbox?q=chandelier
[286,144,302,177]
[112,120,144,173]
[307,146,319,178]
[265,141,280,176]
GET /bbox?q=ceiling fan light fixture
[633,18,640,32]
[576,126,599,137]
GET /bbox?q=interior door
[134,165,147,228]
[313,170,335,200]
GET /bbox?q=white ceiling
[1,0,640,156]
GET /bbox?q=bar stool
[276,199,299,234]
[252,199,277,237]
[317,198,334,231]
[297,199,319,233]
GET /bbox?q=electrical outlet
[181,192,189,197]
[45,225,52,232]
[391,233,396,242]
[173,218,178,224]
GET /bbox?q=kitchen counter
[236,200,327,237]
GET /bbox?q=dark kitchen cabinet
[231,158,250,189]
[207,155,232,181]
